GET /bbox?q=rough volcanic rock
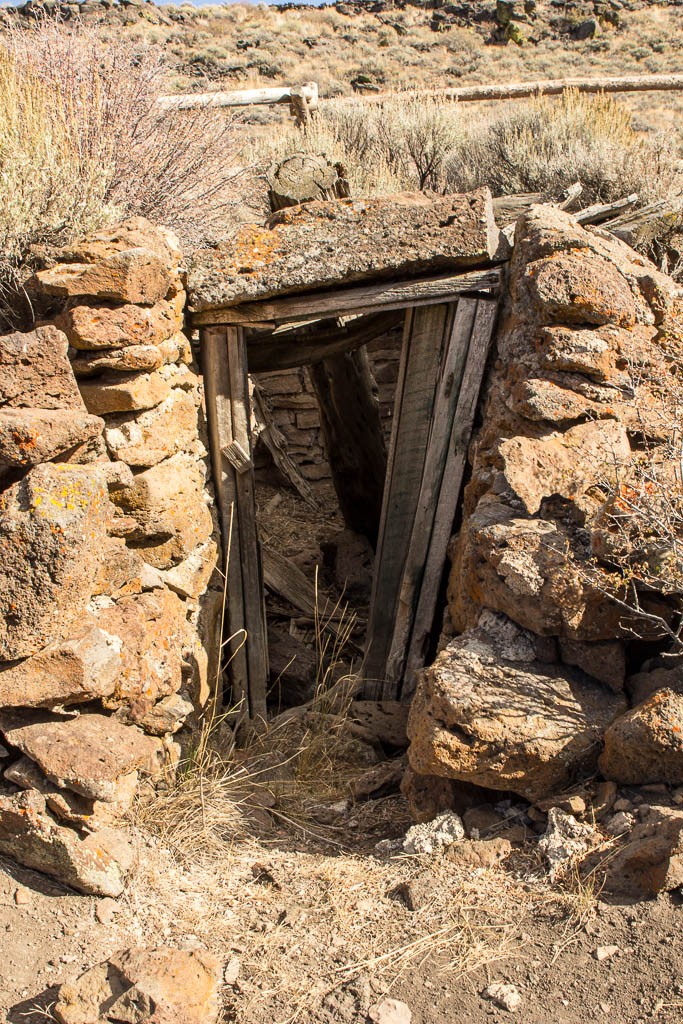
[0,463,110,659]
[55,216,182,266]
[92,588,188,710]
[79,370,172,415]
[71,344,164,377]
[0,408,104,467]
[559,638,626,692]
[56,293,185,350]
[54,946,221,1024]
[0,789,134,896]
[153,540,218,601]
[103,389,199,467]
[111,453,213,568]
[138,691,194,735]
[0,622,122,708]
[599,689,683,785]
[0,710,163,801]
[188,189,506,310]
[35,248,177,305]
[626,664,683,705]
[524,250,639,327]
[407,613,626,801]
[0,325,84,409]
[603,806,683,897]
[5,756,137,830]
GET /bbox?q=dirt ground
[2,760,683,1024]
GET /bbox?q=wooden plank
[576,193,638,225]
[309,346,387,546]
[226,326,269,720]
[246,310,403,373]
[361,303,451,699]
[251,384,319,507]
[190,268,502,327]
[384,299,478,687]
[402,298,499,698]
[158,82,318,111]
[200,327,248,715]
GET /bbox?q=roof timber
[191,267,504,330]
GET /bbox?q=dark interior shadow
[8,986,60,1024]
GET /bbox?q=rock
[538,807,596,881]
[92,588,188,710]
[594,945,619,961]
[188,189,506,311]
[103,389,199,467]
[401,811,465,855]
[79,370,171,415]
[0,464,110,659]
[35,248,176,305]
[71,344,164,377]
[0,325,84,409]
[559,639,626,692]
[56,217,182,266]
[0,710,163,801]
[498,419,630,514]
[407,614,626,801]
[0,790,134,896]
[56,293,185,350]
[137,691,194,735]
[0,622,122,708]
[0,408,104,467]
[626,664,683,705]
[95,897,119,925]
[111,453,213,568]
[13,886,30,905]
[593,780,618,820]
[463,804,507,838]
[368,998,412,1024]
[525,250,638,327]
[446,836,512,868]
[222,956,240,986]
[604,806,683,897]
[482,982,522,1013]
[599,690,683,785]
[54,946,221,1024]
[5,755,137,830]
[604,811,636,836]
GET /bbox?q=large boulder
[0,464,110,659]
[407,613,626,801]
[0,710,163,801]
[0,789,134,896]
[54,946,221,1024]
[0,325,84,409]
[599,689,683,785]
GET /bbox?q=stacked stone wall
[0,218,220,896]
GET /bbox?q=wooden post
[201,326,269,720]
[309,347,388,547]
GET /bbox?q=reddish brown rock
[559,638,626,692]
[0,325,84,409]
[0,409,103,467]
[56,293,185,350]
[407,613,626,802]
[35,248,177,305]
[93,588,188,710]
[0,622,122,708]
[79,371,171,415]
[599,690,683,785]
[71,345,164,377]
[626,664,683,705]
[0,710,163,801]
[55,216,182,266]
[604,806,683,897]
[0,464,110,659]
[0,789,134,896]
[103,389,199,468]
[524,250,638,327]
[54,946,221,1024]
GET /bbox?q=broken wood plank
[576,193,638,225]
[158,82,319,111]
[361,303,452,700]
[604,195,683,246]
[402,298,499,698]
[384,298,479,687]
[251,383,319,507]
[191,267,503,327]
[200,327,248,714]
[309,346,388,547]
[246,310,403,372]
[226,326,269,720]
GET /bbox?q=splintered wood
[361,296,499,701]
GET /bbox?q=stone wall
[0,218,220,896]
[407,208,683,843]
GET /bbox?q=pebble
[613,798,632,812]
[95,897,119,925]
[223,956,240,985]
[368,997,412,1024]
[483,982,522,1012]
[594,945,620,961]
[13,888,30,906]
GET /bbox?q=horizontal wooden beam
[192,267,503,328]
[246,310,403,372]
[158,82,318,111]
[339,74,683,107]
